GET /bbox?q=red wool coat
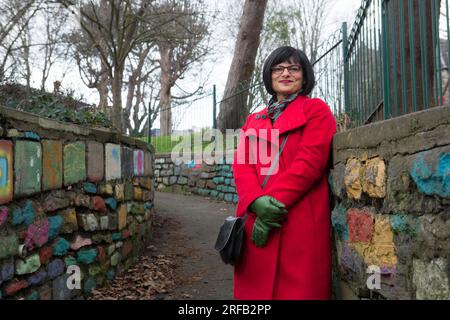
[232,95,336,300]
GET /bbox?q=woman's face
[271,59,304,100]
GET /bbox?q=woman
[232,46,336,300]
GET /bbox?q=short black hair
[262,46,315,96]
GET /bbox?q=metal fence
[314,0,450,128]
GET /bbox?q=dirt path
[91,191,235,300]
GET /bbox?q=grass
[137,132,238,154]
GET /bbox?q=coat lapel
[244,95,308,144]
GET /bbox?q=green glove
[250,196,288,223]
[251,217,281,247]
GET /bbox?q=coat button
[255,115,260,120]
[262,114,267,119]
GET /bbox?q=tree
[155,0,210,136]
[217,0,268,132]
[0,0,42,81]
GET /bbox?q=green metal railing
[313,0,449,128]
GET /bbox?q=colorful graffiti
[14,141,41,196]
[42,140,63,190]
[105,144,121,181]
[134,150,144,176]
[63,142,86,186]
[0,140,13,204]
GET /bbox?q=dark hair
[262,46,315,96]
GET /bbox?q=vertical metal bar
[399,0,407,115]
[408,0,418,112]
[382,0,391,119]
[431,0,439,105]
[213,84,217,129]
[343,23,350,116]
[391,0,399,117]
[434,0,443,104]
[357,37,362,125]
[447,0,450,103]
[419,0,430,108]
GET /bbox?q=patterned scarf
[267,92,300,123]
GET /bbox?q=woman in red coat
[232,46,336,300]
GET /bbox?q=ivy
[0,82,112,128]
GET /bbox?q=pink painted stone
[0,206,7,227]
[25,219,49,251]
[347,208,374,244]
[91,196,106,213]
[70,235,92,250]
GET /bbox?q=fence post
[147,102,151,144]
[342,22,350,116]
[381,0,391,120]
[213,84,217,130]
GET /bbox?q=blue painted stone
[210,191,219,198]
[390,215,407,233]
[47,259,65,279]
[53,238,70,256]
[83,182,97,194]
[331,203,349,241]
[24,132,41,141]
[12,207,24,225]
[52,274,72,300]
[224,178,231,185]
[23,201,36,226]
[1,262,14,281]
[28,270,47,285]
[84,277,96,294]
[106,269,115,281]
[77,248,98,264]
[233,194,239,203]
[105,197,117,210]
[410,152,450,198]
[222,165,231,172]
[112,233,122,241]
[64,256,77,267]
[48,216,63,240]
[224,194,233,202]
[25,290,40,300]
[144,202,153,210]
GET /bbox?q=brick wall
[0,107,155,300]
[154,154,238,204]
[330,105,450,300]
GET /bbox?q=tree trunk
[159,45,172,136]
[111,64,124,132]
[217,0,268,132]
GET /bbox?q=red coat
[232,95,336,300]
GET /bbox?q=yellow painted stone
[133,187,143,201]
[117,204,127,230]
[362,157,386,198]
[352,242,370,258]
[363,217,397,268]
[344,158,363,200]
[99,183,113,195]
[115,184,124,201]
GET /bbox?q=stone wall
[154,153,238,204]
[330,105,450,300]
[0,107,155,300]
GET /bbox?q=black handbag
[214,135,289,265]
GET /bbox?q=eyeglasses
[271,65,302,75]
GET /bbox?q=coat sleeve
[265,99,336,209]
[232,115,266,213]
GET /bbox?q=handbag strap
[242,134,290,220]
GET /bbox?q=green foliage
[0,82,112,128]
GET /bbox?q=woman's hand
[251,218,281,247]
[250,196,288,223]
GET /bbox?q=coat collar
[245,95,308,143]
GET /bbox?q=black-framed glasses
[271,65,302,75]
